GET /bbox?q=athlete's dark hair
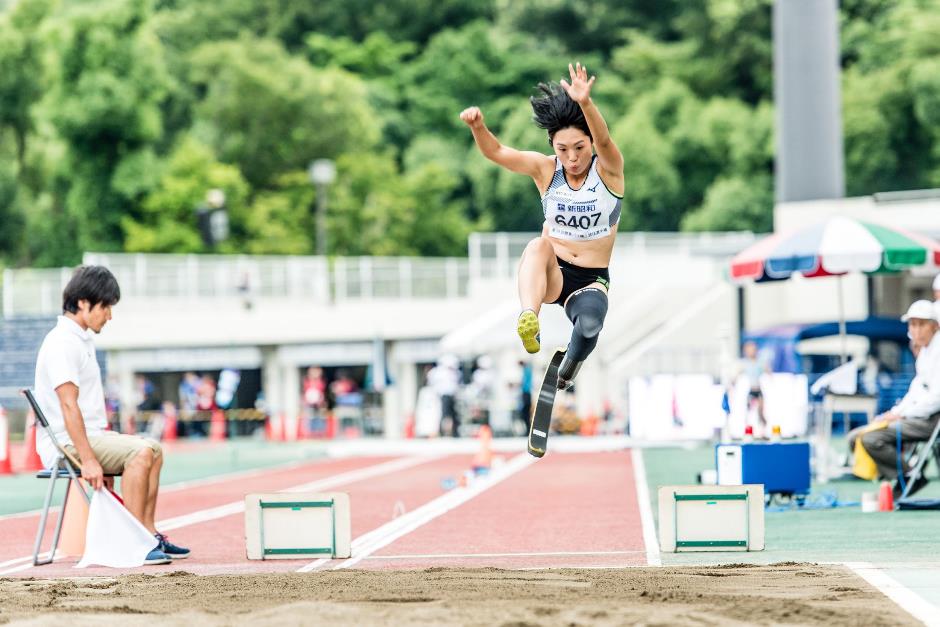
[62,265,121,314]
[530,82,592,146]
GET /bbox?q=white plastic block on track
[657,484,764,553]
[245,492,351,560]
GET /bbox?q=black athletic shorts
[552,256,610,305]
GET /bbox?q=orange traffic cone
[265,413,284,442]
[23,410,44,472]
[278,413,288,441]
[209,409,227,442]
[0,405,12,475]
[878,480,894,512]
[326,412,336,439]
[162,404,178,442]
[471,424,493,471]
[579,414,598,436]
[297,413,311,440]
[58,480,90,557]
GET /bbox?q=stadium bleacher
[0,316,56,414]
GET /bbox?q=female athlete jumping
[460,62,624,389]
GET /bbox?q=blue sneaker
[144,548,171,565]
[155,533,190,559]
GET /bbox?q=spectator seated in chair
[848,300,940,498]
[34,265,190,565]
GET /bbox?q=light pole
[308,159,336,256]
[196,188,229,250]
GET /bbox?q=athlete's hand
[459,106,484,129]
[560,62,595,104]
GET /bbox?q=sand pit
[0,564,918,626]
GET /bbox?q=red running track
[0,455,398,564]
[0,454,474,576]
[0,450,648,577]
[359,451,647,570]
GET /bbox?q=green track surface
[0,439,328,516]
[641,441,940,566]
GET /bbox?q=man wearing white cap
[849,300,940,497]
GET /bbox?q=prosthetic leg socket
[558,287,608,390]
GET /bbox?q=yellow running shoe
[517,310,541,354]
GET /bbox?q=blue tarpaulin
[743,316,908,374]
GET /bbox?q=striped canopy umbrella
[731,216,940,282]
[730,216,940,362]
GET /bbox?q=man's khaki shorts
[65,432,163,475]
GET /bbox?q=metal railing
[83,253,332,301]
[467,231,759,279]
[2,231,758,317]
[2,253,472,317]
[1,268,75,318]
[332,257,468,300]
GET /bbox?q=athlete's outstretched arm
[459,106,546,180]
[560,63,624,180]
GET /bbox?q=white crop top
[542,156,623,241]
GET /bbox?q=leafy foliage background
[0,0,937,265]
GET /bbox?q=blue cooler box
[716,442,811,496]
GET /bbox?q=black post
[197,205,213,249]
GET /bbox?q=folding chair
[901,417,940,500]
[21,388,118,566]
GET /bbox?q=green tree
[0,0,54,263]
[497,0,684,58]
[394,162,479,256]
[0,154,25,259]
[842,68,899,196]
[153,0,494,51]
[188,37,381,187]
[672,0,773,104]
[125,136,249,253]
[669,94,773,211]
[243,172,314,255]
[9,0,940,267]
[610,111,681,231]
[267,0,496,47]
[839,0,940,195]
[42,0,170,256]
[604,74,771,232]
[609,0,772,105]
[0,0,50,172]
[305,32,417,77]
[681,174,773,233]
[329,152,478,256]
[399,21,567,142]
[910,58,940,186]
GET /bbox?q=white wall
[744,273,868,330]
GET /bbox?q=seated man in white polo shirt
[849,300,940,498]
[34,265,189,564]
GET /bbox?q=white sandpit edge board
[245,492,351,560]
[658,484,764,553]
